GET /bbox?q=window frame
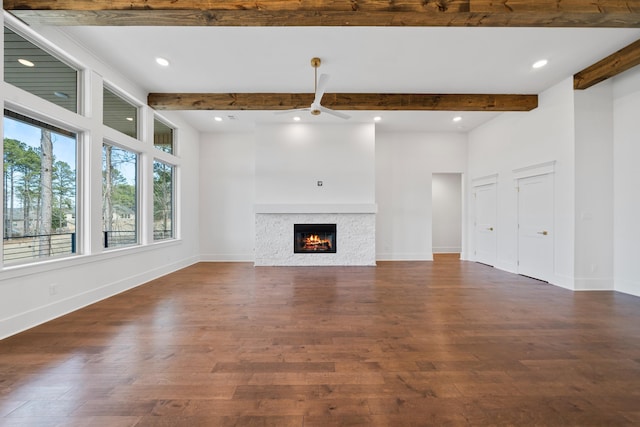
[3,23,83,115]
[2,107,81,266]
[101,140,140,250]
[153,115,176,155]
[152,159,176,242]
[1,16,183,275]
[102,83,141,140]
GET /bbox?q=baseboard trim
[613,277,640,297]
[200,254,254,262]
[432,247,462,254]
[376,253,433,261]
[574,276,614,291]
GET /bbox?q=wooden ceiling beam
[574,39,640,90]
[147,93,538,112]
[5,0,640,27]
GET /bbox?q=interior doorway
[432,173,462,258]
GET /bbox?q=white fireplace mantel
[254,203,377,214]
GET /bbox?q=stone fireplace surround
[254,204,377,266]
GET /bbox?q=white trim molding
[471,173,498,188]
[513,160,556,180]
[255,204,377,214]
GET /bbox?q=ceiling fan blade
[319,105,350,120]
[314,73,330,105]
[275,108,310,115]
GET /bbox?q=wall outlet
[49,283,58,296]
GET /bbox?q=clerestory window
[4,26,79,113]
[154,117,174,154]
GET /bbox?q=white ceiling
[60,25,640,133]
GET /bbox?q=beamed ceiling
[4,1,640,132]
[6,0,640,27]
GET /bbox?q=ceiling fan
[278,57,350,120]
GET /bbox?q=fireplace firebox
[294,224,337,253]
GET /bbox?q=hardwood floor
[1,256,640,426]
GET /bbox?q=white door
[518,173,554,281]
[474,183,497,266]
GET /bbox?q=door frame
[471,174,498,266]
[513,161,556,281]
[431,173,464,256]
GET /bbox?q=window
[102,143,138,248]
[3,110,77,264]
[103,86,138,139]
[153,160,174,241]
[4,27,78,113]
[154,117,174,154]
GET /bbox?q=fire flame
[303,234,332,250]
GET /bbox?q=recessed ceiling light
[532,59,548,69]
[214,116,223,122]
[453,116,462,122]
[53,91,69,99]
[155,57,170,67]
[126,117,134,122]
[18,58,35,67]
[293,116,301,122]
[374,116,382,122]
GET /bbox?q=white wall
[200,128,468,262]
[432,173,462,254]
[199,132,255,261]
[467,69,640,297]
[255,123,375,204]
[612,67,640,297]
[0,19,200,339]
[468,78,576,288]
[376,132,467,261]
[199,123,376,262]
[574,81,614,290]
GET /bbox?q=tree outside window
[153,160,174,241]
[3,111,77,264]
[102,143,137,248]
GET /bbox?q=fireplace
[254,206,376,266]
[294,223,337,253]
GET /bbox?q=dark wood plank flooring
[1,255,640,426]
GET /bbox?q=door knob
[537,231,548,235]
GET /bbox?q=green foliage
[112,183,135,211]
[52,206,67,229]
[3,136,76,236]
